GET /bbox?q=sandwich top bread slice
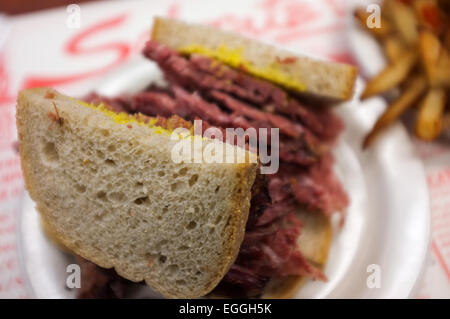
[151,17,357,101]
[17,87,258,298]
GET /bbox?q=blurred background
[0,0,448,298]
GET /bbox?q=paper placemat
[0,0,448,298]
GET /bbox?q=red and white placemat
[0,0,448,298]
[414,140,450,298]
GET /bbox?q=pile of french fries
[355,0,450,148]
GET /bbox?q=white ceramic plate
[17,55,430,298]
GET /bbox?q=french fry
[363,76,427,148]
[383,36,407,62]
[355,7,392,38]
[415,87,447,139]
[433,49,450,88]
[361,51,417,99]
[420,30,450,87]
[389,0,419,45]
[419,29,442,82]
[357,0,450,144]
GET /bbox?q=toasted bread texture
[17,88,258,298]
[151,17,357,101]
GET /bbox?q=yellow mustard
[179,44,306,92]
[76,100,174,137]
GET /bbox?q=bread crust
[192,163,257,297]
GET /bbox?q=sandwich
[16,17,356,299]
